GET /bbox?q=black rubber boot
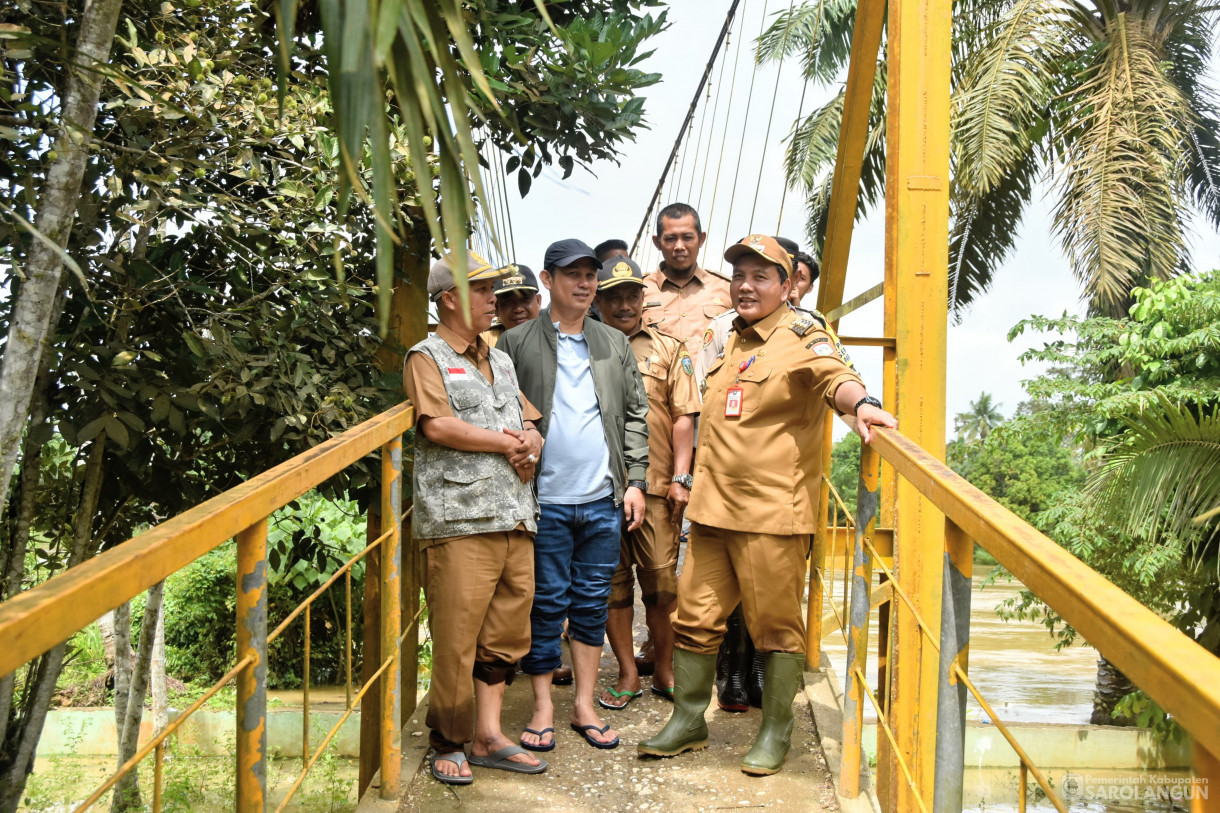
[747,649,766,708]
[638,649,716,757]
[741,652,805,775]
[716,606,750,711]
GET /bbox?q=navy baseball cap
[543,238,600,271]
[493,264,539,296]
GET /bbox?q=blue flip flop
[520,726,555,752]
[570,722,620,749]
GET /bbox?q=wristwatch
[627,479,648,492]
[854,395,883,414]
[671,474,693,489]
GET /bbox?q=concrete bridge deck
[357,644,877,813]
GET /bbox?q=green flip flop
[598,686,644,710]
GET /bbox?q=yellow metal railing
[0,402,417,811]
[813,428,1220,812]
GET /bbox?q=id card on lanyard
[725,386,743,417]
[725,354,756,418]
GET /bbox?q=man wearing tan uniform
[405,251,547,784]
[632,202,732,676]
[592,256,700,710]
[639,235,896,775]
[642,203,733,356]
[481,263,542,348]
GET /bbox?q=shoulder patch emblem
[812,343,835,356]
[702,328,714,347]
[790,318,815,337]
[680,352,694,376]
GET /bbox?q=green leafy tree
[1003,270,1220,725]
[829,431,861,517]
[952,420,1085,525]
[756,0,1220,318]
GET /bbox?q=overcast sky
[482,0,1220,439]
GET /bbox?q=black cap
[493,263,539,296]
[774,236,799,260]
[597,256,645,290]
[543,238,600,271]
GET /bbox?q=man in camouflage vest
[404,251,546,784]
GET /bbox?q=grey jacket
[498,308,649,504]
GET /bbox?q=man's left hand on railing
[854,403,897,444]
[833,382,897,444]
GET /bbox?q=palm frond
[1163,6,1220,228]
[1052,14,1193,315]
[948,146,1037,318]
[1087,393,1220,564]
[784,64,887,256]
[952,0,1063,195]
[756,0,861,83]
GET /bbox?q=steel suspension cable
[491,145,518,261]
[672,89,701,205]
[699,0,751,267]
[694,17,735,212]
[747,0,798,234]
[685,78,714,202]
[717,0,772,261]
[484,142,512,263]
[630,0,744,255]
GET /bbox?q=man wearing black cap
[497,238,650,752]
[593,256,700,711]
[482,263,542,348]
[639,235,895,776]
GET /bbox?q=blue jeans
[522,497,622,674]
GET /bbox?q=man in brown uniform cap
[639,235,896,775]
[481,263,542,348]
[405,250,547,783]
[593,256,700,709]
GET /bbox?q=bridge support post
[932,519,972,812]
[236,518,268,813]
[884,0,951,798]
[842,444,881,797]
[379,438,403,799]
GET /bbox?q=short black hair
[796,251,820,282]
[594,238,629,262]
[656,203,702,235]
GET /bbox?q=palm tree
[954,392,1006,443]
[1087,394,1220,569]
[757,0,1220,320]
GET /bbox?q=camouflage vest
[410,336,539,540]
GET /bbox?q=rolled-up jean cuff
[523,498,620,673]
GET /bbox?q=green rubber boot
[638,648,716,757]
[741,652,805,775]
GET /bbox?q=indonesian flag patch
[446,367,470,380]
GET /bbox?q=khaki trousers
[609,495,679,608]
[671,522,808,655]
[424,529,533,752]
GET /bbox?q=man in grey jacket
[498,238,650,751]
